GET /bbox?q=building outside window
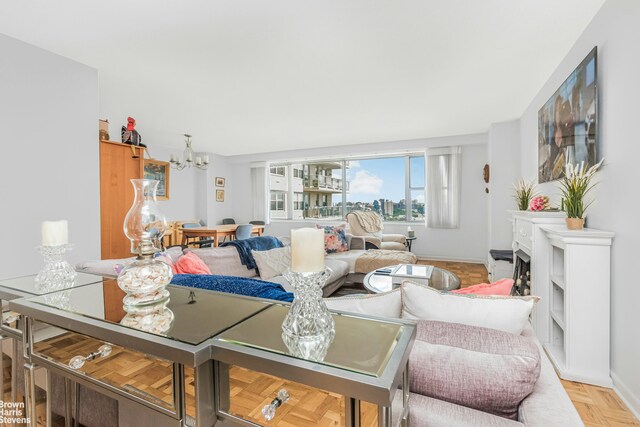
[268,154,425,222]
[270,191,286,219]
[269,166,286,176]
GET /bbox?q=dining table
[180,224,265,247]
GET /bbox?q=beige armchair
[345,211,407,251]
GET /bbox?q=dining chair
[249,220,265,225]
[222,218,236,225]
[182,222,213,247]
[234,224,254,240]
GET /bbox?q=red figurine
[121,116,146,147]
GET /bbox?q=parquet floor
[417,259,489,288]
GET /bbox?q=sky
[339,156,425,204]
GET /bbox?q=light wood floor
[418,259,639,427]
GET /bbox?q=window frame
[270,191,286,211]
[269,166,286,176]
[268,153,426,223]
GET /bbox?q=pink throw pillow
[175,252,212,275]
[452,278,514,296]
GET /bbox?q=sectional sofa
[76,235,391,297]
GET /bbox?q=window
[293,193,304,210]
[270,191,285,211]
[269,166,285,176]
[268,154,425,222]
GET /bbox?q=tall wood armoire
[99,141,145,259]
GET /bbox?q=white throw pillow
[252,246,292,280]
[401,281,538,335]
[324,289,402,319]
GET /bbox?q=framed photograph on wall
[538,47,598,183]
[143,159,170,200]
[216,189,225,202]
[215,177,225,187]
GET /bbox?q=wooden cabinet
[99,141,144,259]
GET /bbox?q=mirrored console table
[0,272,108,425]
[7,279,415,427]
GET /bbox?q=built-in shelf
[550,310,565,330]
[542,225,614,387]
[550,274,565,290]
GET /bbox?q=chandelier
[169,134,209,170]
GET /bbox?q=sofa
[77,235,374,297]
[324,285,584,427]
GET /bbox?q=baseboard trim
[611,371,640,420]
[414,254,486,264]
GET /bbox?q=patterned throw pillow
[316,224,349,254]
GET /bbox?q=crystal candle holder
[282,330,334,362]
[34,244,77,290]
[281,269,335,342]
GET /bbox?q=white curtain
[251,163,270,224]
[427,146,461,229]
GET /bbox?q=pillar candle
[41,220,69,246]
[291,228,325,272]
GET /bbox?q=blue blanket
[220,236,283,270]
[171,274,293,302]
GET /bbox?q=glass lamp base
[34,245,77,291]
[281,269,335,342]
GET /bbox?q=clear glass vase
[123,179,168,254]
[117,179,171,306]
[34,244,77,291]
[281,269,335,344]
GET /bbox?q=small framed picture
[216,189,225,202]
[215,177,225,187]
[143,159,170,200]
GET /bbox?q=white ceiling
[0,0,605,156]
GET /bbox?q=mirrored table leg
[11,339,18,404]
[24,362,37,427]
[46,370,52,427]
[64,378,73,427]
[74,382,80,427]
[0,335,5,402]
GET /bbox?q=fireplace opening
[512,249,531,296]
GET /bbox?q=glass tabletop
[364,265,461,293]
[216,304,404,377]
[0,272,106,298]
[27,281,272,345]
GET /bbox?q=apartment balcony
[303,175,349,193]
[303,206,343,219]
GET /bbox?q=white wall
[228,133,489,262]
[487,120,521,256]
[519,0,640,414]
[0,34,99,278]
[205,154,235,226]
[148,145,203,222]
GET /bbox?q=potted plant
[559,160,603,230]
[513,179,537,211]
